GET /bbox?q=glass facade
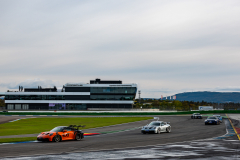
[90,95,134,100]
[5,95,65,100]
[22,104,29,110]
[90,87,137,94]
[49,103,66,110]
[7,104,14,110]
[5,94,135,101]
[5,87,137,102]
[62,104,87,110]
[15,104,21,110]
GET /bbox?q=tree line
[134,99,238,111]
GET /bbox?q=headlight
[153,127,156,129]
[49,133,53,136]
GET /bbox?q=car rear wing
[69,125,86,130]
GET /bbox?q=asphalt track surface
[0,115,229,159]
[0,116,25,125]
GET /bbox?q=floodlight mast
[138,90,141,104]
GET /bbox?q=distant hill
[143,91,240,103]
[174,91,240,103]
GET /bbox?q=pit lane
[0,115,228,158]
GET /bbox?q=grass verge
[0,117,152,136]
[0,137,36,143]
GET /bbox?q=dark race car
[191,113,202,119]
[37,125,84,142]
[205,116,221,125]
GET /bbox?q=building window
[90,95,134,100]
[7,104,14,110]
[22,104,29,110]
[6,95,65,100]
[15,104,21,110]
[90,87,137,94]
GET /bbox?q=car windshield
[148,122,161,126]
[208,117,217,119]
[50,127,64,132]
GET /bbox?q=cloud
[0,0,240,98]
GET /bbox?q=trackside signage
[199,106,213,111]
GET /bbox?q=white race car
[213,115,223,123]
[141,120,171,134]
[191,113,202,119]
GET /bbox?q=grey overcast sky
[0,0,240,98]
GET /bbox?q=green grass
[0,137,36,143]
[0,117,152,136]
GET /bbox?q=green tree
[134,103,141,108]
[0,99,5,109]
[182,101,189,111]
[152,100,160,108]
[172,100,182,110]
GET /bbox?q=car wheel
[75,134,81,141]
[141,131,146,134]
[157,128,161,134]
[53,135,61,142]
[191,116,193,119]
[166,127,171,133]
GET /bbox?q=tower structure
[138,90,141,104]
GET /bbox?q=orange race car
[37,125,85,142]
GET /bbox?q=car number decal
[62,133,69,137]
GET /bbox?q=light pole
[138,90,141,105]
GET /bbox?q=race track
[0,116,227,158]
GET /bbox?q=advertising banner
[199,106,213,111]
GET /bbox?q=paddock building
[0,79,137,110]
